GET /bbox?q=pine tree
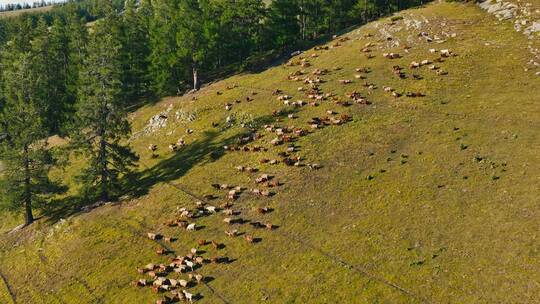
[211,0,265,65]
[297,0,326,40]
[31,17,70,135]
[266,0,301,53]
[321,0,357,33]
[352,0,379,24]
[176,0,208,91]
[0,19,7,47]
[71,12,138,202]
[48,16,71,134]
[148,0,181,96]
[66,10,89,109]
[9,17,33,54]
[0,46,58,226]
[122,0,152,102]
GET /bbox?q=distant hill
[0,5,52,18]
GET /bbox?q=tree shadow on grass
[122,112,280,199]
[42,112,289,224]
[42,129,235,223]
[123,129,232,198]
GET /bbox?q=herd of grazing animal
[134,182,279,304]
[137,129,293,303]
[135,27,457,302]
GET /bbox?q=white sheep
[185,260,194,271]
[183,290,193,303]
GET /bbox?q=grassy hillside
[1,1,540,303]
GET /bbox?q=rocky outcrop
[131,104,197,139]
[477,0,540,39]
[477,0,540,74]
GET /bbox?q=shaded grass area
[0,1,539,303]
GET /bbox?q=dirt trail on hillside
[0,270,17,304]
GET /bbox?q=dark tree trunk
[99,136,108,202]
[364,0,368,24]
[300,0,306,41]
[23,145,33,226]
[192,62,199,91]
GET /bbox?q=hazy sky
[0,0,63,5]
[0,0,32,4]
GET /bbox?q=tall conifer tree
[149,0,181,96]
[176,0,207,91]
[71,10,138,202]
[122,0,152,101]
[266,0,301,53]
[0,45,57,226]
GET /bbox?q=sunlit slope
[1,1,539,303]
